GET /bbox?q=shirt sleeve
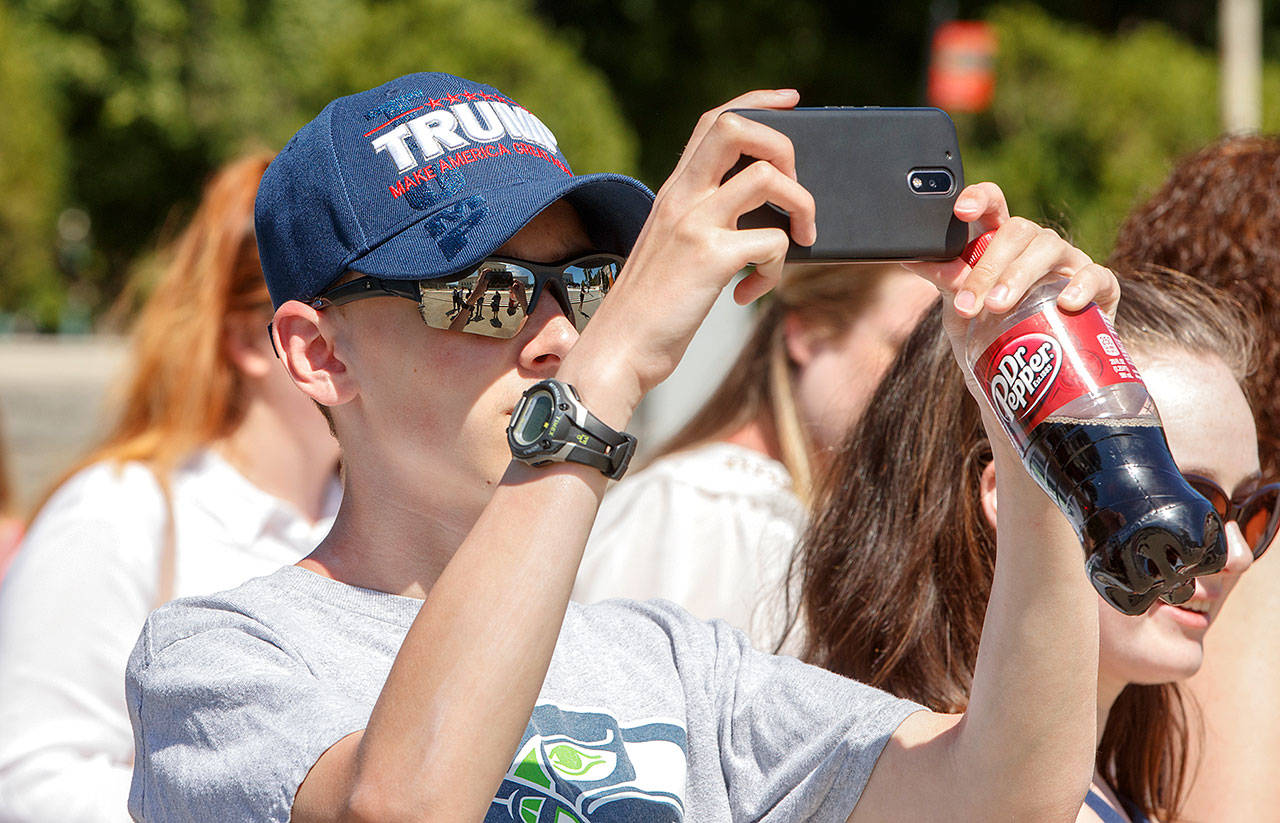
[646,601,923,823]
[126,606,369,823]
[0,467,163,823]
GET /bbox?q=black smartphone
[726,107,968,262]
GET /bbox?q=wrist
[555,355,641,432]
[984,413,1056,513]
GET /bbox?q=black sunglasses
[307,253,625,339]
[1183,473,1280,560]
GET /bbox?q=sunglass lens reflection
[418,257,622,338]
[1242,487,1280,559]
[1187,477,1280,560]
[420,268,534,339]
[1186,478,1229,517]
[563,258,621,330]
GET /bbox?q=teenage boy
[127,72,1119,822]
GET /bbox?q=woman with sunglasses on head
[0,155,341,823]
[792,268,1270,823]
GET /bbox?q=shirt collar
[175,449,340,550]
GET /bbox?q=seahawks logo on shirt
[487,704,687,822]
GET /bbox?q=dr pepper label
[975,307,1144,434]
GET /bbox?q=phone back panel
[729,107,968,261]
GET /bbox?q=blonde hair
[33,153,274,516]
[658,263,902,503]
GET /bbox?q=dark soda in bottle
[961,231,1226,615]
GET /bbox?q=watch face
[513,390,554,446]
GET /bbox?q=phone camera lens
[907,168,954,196]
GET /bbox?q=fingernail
[954,290,977,313]
[987,284,1009,305]
[1061,285,1085,304]
[777,88,798,95]
[956,194,977,210]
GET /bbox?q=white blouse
[0,450,340,823]
[573,442,807,653]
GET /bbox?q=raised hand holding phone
[564,88,818,423]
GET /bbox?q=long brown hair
[796,269,1255,821]
[35,153,274,511]
[1108,135,1280,475]
[658,263,904,503]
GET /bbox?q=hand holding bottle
[961,230,1227,614]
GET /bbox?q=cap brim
[348,173,653,281]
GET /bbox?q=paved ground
[0,336,128,513]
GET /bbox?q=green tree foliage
[539,0,1280,192]
[960,4,1280,259]
[537,0,941,186]
[0,2,67,328]
[10,0,1280,326]
[7,0,636,325]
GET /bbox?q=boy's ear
[979,460,998,531]
[271,301,356,407]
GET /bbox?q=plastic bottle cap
[961,230,997,267]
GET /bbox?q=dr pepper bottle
[961,231,1226,615]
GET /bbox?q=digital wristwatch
[507,379,637,480]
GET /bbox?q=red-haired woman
[0,155,341,822]
[794,270,1268,822]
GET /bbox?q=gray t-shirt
[126,565,920,822]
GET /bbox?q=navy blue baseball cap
[256,72,654,308]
